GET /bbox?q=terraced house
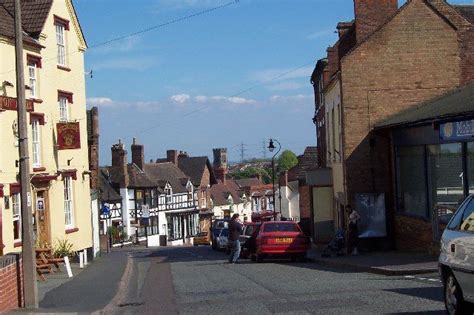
[0,0,93,256]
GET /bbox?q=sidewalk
[16,249,132,314]
[307,248,438,276]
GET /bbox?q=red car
[251,221,310,263]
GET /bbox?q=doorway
[34,190,51,246]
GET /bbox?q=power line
[262,139,267,159]
[127,60,315,140]
[240,141,247,163]
[0,0,239,76]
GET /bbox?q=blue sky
[74,0,472,165]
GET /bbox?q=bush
[53,239,76,259]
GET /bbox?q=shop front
[166,210,200,245]
[375,83,474,251]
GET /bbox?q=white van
[439,194,474,315]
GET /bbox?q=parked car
[211,219,229,250]
[439,194,474,315]
[251,221,310,263]
[193,232,210,246]
[240,222,260,258]
[214,229,229,251]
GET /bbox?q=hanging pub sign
[440,119,474,141]
[0,96,34,112]
[57,122,81,150]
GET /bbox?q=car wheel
[256,254,264,263]
[444,273,470,315]
[212,242,217,250]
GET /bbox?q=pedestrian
[346,205,361,255]
[228,213,242,264]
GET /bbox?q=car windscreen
[263,223,299,232]
[219,229,229,237]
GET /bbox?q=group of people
[225,204,362,264]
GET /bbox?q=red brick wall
[341,0,462,203]
[354,0,398,43]
[299,185,311,219]
[460,26,474,85]
[0,254,23,314]
[394,215,433,251]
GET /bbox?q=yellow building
[0,0,92,255]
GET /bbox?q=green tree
[230,167,272,184]
[277,150,298,172]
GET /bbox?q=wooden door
[35,190,51,246]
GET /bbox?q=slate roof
[210,179,242,207]
[234,178,262,189]
[0,0,52,47]
[453,5,474,23]
[288,146,318,183]
[98,169,122,203]
[144,162,189,194]
[177,156,217,186]
[375,82,474,129]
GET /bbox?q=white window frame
[28,63,38,99]
[56,24,66,66]
[32,119,41,168]
[165,184,172,204]
[64,176,74,229]
[12,193,21,241]
[59,96,69,122]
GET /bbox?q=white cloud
[269,94,313,103]
[251,66,314,83]
[195,95,208,102]
[306,29,335,40]
[90,36,143,54]
[87,97,114,106]
[210,96,256,104]
[170,94,191,103]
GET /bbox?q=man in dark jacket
[228,214,242,263]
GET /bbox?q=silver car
[439,195,474,315]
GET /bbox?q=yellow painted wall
[0,0,92,254]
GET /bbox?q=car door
[450,197,474,302]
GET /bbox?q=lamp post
[268,138,281,220]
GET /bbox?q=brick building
[311,0,473,250]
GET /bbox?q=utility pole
[262,140,267,159]
[14,0,38,308]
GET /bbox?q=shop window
[12,193,21,241]
[428,144,463,219]
[396,146,428,217]
[468,143,474,194]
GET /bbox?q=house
[104,140,200,246]
[311,0,473,251]
[209,148,252,221]
[0,0,93,256]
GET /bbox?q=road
[113,246,445,315]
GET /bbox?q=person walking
[346,205,361,255]
[228,213,242,264]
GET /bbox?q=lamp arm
[272,139,282,159]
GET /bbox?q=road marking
[404,275,441,283]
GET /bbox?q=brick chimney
[131,138,144,170]
[215,167,226,185]
[167,150,178,164]
[354,0,398,43]
[111,140,129,188]
[326,46,339,79]
[178,151,189,159]
[337,22,353,38]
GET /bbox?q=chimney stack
[131,138,145,170]
[215,167,226,185]
[167,150,178,164]
[279,171,288,187]
[354,0,398,43]
[111,140,129,188]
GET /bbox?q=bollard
[64,256,73,278]
[84,249,88,266]
[79,252,84,269]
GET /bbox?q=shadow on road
[387,311,445,315]
[383,287,443,303]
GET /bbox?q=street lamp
[268,138,281,220]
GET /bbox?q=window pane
[460,199,474,232]
[428,143,463,222]
[396,146,428,217]
[468,142,474,194]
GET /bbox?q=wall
[0,254,22,314]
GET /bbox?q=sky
[73,0,473,165]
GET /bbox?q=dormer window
[165,184,172,203]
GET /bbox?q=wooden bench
[35,248,65,280]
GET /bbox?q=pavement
[307,247,439,276]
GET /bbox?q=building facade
[0,0,93,255]
[311,0,473,250]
